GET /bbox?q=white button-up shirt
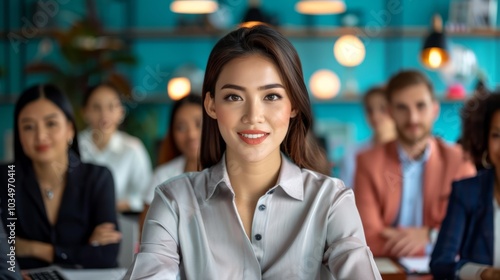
[125,154,381,279]
[79,129,152,211]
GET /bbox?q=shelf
[2,26,500,40]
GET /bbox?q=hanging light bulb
[170,0,218,14]
[333,35,366,67]
[168,77,191,100]
[310,69,341,100]
[421,14,449,69]
[295,0,346,15]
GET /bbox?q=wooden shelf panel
[1,26,500,39]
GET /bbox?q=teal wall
[1,0,499,163]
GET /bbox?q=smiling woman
[126,25,381,279]
[0,84,121,270]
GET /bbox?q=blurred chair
[117,213,139,268]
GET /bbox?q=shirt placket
[250,189,273,266]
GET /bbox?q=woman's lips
[238,130,269,145]
[35,145,50,152]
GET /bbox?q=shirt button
[258,204,266,211]
[61,252,68,260]
[268,189,275,195]
[255,234,262,241]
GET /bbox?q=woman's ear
[204,92,217,119]
[291,108,298,118]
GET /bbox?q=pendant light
[421,14,449,69]
[170,0,218,14]
[295,0,346,15]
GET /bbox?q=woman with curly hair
[431,91,500,280]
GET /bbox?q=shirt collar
[397,141,431,165]
[81,128,123,153]
[107,131,123,153]
[206,153,304,201]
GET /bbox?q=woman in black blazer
[0,84,121,269]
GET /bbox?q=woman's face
[488,110,500,167]
[173,103,202,160]
[205,54,297,164]
[18,98,74,164]
[365,93,394,132]
[83,86,124,136]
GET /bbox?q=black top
[0,154,119,269]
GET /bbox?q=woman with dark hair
[430,92,500,279]
[126,25,380,279]
[339,86,396,188]
[78,83,152,212]
[139,94,202,232]
[0,84,121,269]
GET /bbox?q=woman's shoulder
[154,157,185,173]
[73,161,113,181]
[300,168,352,199]
[116,131,146,149]
[451,169,492,200]
[154,168,211,200]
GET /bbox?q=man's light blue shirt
[396,143,431,227]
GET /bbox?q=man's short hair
[386,70,435,101]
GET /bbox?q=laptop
[24,266,68,280]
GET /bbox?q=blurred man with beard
[353,70,476,258]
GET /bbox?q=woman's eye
[224,94,242,102]
[47,121,57,127]
[265,94,281,101]
[22,125,33,131]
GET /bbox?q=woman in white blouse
[78,83,152,212]
[139,94,202,233]
[126,25,380,279]
[431,92,500,280]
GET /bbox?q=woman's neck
[92,130,113,150]
[184,157,199,172]
[32,156,68,187]
[373,127,397,145]
[225,151,282,200]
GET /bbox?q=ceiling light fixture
[295,0,346,15]
[170,0,218,14]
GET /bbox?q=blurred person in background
[431,92,500,280]
[79,83,152,213]
[339,86,396,188]
[139,94,203,234]
[0,84,120,269]
[354,70,476,257]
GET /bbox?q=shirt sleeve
[126,141,153,212]
[325,186,382,279]
[123,189,180,279]
[54,166,119,268]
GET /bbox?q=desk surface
[375,258,433,280]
